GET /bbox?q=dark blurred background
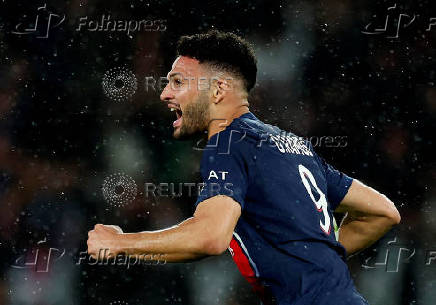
[0,0,435,304]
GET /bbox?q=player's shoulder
[231,112,280,137]
[224,111,285,145]
[203,112,261,155]
[203,112,318,158]
[234,112,317,157]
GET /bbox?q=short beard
[175,91,211,140]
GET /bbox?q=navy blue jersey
[195,112,369,305]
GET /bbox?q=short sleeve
[195,129,250,209]
[317,156,353,210]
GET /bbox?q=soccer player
[87,31,401,305]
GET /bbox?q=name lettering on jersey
[270,134,313,156]
[208,170,229,180]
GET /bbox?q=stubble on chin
[175,94,210,139]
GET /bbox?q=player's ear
[211,78,230,104]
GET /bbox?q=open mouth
[169,104,183,128]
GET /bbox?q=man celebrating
[88,31,400,305]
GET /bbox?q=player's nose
[160,83,174,103]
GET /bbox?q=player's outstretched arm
[335,179,401,256]
[87,195,241,263]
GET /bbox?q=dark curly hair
[176,30,257,92]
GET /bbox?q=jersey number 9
[298,164,331,235]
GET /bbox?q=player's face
[160,56,211,139]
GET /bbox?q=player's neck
[207,105,250,139]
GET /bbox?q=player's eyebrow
[167,72,182,80]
